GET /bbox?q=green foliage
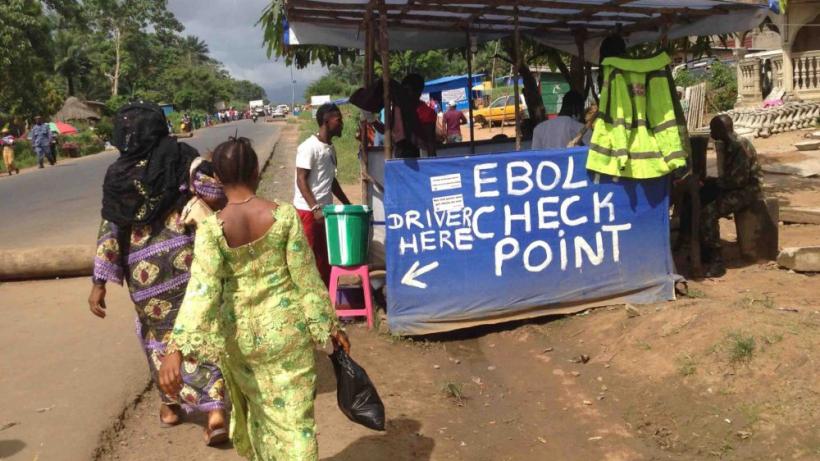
[12,140,38,169]
[64,130,104,157]
[0,0,61,119]
[2,0,267,119]
[727,332,756,364]
[233,80,267,103]
[95,116,113,141]
[675,61,738,113]
[441,382,466,405]
[304,75,355,100]
[161,64,232,112]
[677,354,697,376]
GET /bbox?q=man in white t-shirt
[294,103,351,285]
[531,91,591,150]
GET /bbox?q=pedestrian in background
[294,103,351,286]
[1,128,19,175]
[28,116,54,168]
[443,101,467,143]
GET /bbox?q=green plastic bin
[323,205,372,266]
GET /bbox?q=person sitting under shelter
[698,114,764,278]
[531,91,591,150]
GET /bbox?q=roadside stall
[282,0,769,335]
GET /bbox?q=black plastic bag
[329,348,385,431]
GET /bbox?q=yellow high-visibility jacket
[587,52,689,179]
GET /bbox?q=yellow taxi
[472,94,528,128]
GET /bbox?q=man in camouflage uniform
[699,114,764,277]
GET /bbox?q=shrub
[674,61,737,113]
[62,130,104,157]
[95,116,113,142]
[12,140,38,169]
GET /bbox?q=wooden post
[466,28,476,155]
[571,29,587,94]
[378,0,392,159]
[513,8,522,151]
[360,8,375,205]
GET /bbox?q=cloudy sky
[168,0,326,103]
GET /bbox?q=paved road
[0,120,282,461]
[0,119,282,250]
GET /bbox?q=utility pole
[290,63,296,113]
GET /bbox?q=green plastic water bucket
[323,205,372,266]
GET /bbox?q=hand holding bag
[329,347,385,431]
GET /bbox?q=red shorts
[297,209,330,287]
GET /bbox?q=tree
[232,80,267,102]
[178,35,211,66]
[54,30,91,96]
[0,0,268,119]
[85,0,183,96]
[0,0,61,119]
[161,64,232,111]
[304,74,353,99]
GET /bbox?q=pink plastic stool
[328,265,374,329]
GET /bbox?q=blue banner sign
[383,148,676,335]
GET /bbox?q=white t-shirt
[531,116,591,150]
[293,134,337,211]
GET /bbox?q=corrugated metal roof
[285,0,770,59]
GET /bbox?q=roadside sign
[384,148,676,335]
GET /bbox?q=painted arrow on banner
[401,261,440,289]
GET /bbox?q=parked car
[472,94,528,128]
[276,104,290,114]
[271,107,287,118]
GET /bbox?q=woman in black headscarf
[86,102,229,446]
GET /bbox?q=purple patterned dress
[93,211,227,413]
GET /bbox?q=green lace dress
[170,203,338,460]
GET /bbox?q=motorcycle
[252,113,258,123]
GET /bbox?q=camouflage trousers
[700,185,759,253]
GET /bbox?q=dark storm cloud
[168,0,326,103]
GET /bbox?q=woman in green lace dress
[159,138,350,460]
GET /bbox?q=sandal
[205,426,229,446]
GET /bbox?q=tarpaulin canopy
[284,0,770,60]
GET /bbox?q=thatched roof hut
[54,97,101,122]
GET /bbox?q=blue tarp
[384,148,677,335]
[423,74,485,112]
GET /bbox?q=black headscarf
[101,102,198,228]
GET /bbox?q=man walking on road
[294,103,351,286]
[28,116,55,168]
[443,101,467,143]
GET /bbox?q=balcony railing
[737,51,820,106]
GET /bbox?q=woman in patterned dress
[87,102,228,445]
[159,138,350,460]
